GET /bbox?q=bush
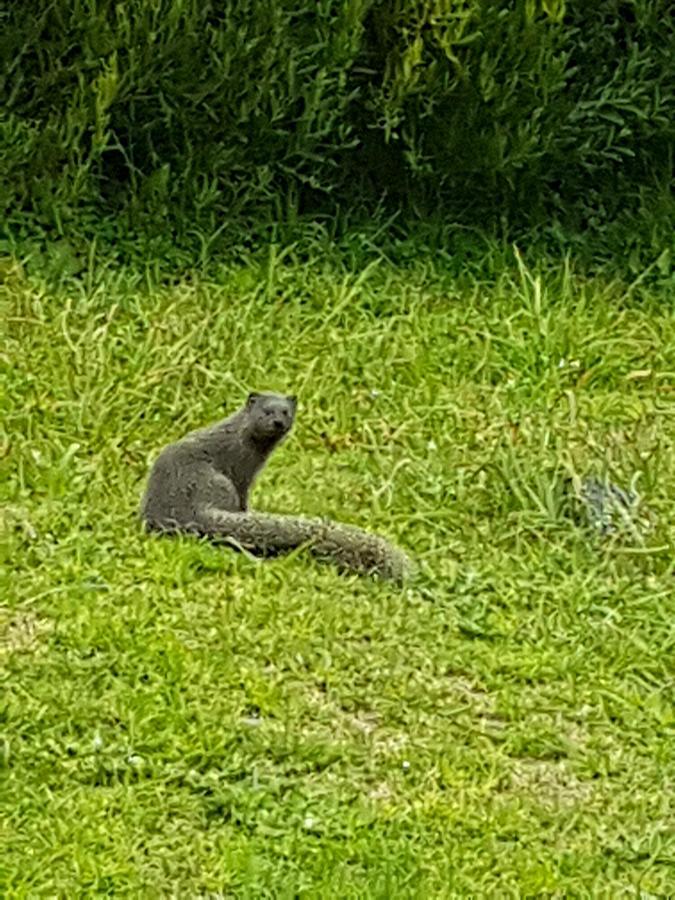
[1,0,673,266]
[358,1,674,217]
[0,0,368,233]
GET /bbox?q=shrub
[1,0,672,266]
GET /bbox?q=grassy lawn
[2,247,674,895]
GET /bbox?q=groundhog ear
[247,392,261,406]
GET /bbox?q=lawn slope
[2,253,674,894]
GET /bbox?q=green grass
[2,246,674,895]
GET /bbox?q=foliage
[362,1,674,214]
[1,0,673,269]
[0,0,368,231]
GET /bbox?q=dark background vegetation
[1,0,673,276]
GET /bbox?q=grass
[2,243,674,895]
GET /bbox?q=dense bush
[361,2,673,210]
[0,0,367,232]
[1,0,672,264]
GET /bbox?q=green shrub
[0,0,368,232]
[1,0,672,267]
[358,0,674,218]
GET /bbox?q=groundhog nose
[272,417,286,430]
